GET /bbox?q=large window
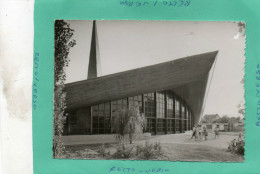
[175,119,181,132]
[129,95,142,112]
[175,98,180,119]
[186,109,190,130]
[157,118,165,133]
[189,110,192,130]
[111,98,128,116]
[166,92,175,133]
[144,93,155,117]
[92,102,111,134]
[65,111,77,135]
[145,118,156,133]
[182,120,187,131]
[156,92,165,118]
[181,104,186,119]
[167,93,174,118]
[167,119,174,133]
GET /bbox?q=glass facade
[156,92,165,118]
[92,102,111,134]
[157,118,165,133]
[166,93,174,118]
[146,118,156,133]
[175,98,180,119]
[144,93,155,117]
[64,90,194,135]
[111,98,128,117]
[186,109,190,131]
[63,108,91,135]
[181,104,186,131]
[188,110,192,130]
[175,97,181,132]
[129,95,142,112]
[167,119,174,133]
[175,119,181,132]
[182,104,186,119]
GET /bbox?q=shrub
[53,20,76,158]
[235,140,245,155]
[112,145,134,159]
[153,141,164,156]
[135,140,164,160]
[228,139,245,155]
[97,144,110,158]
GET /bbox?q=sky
[65,20,245,117]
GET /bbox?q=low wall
[61,133,152,145]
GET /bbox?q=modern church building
[63,21,218,136]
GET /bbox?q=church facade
[62,21,218,135]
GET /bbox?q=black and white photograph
[53,20,245,162]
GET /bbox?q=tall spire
[87,20,102,79]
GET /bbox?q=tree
[201,114,220,123]
[53,20,76,158]
[215,115,230,123]
[111,105,147,148]
[54,20,76,83]
[213,115,242,124]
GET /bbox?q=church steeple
[87,20,102,79]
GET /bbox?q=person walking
[190,126,197,140]
[198,127,203,139]
[214,125,220,139]
[203,126,208,141]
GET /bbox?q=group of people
[190,125,220,141]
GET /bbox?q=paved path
[140,131,240,149]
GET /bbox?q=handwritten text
[109,166,169,174]
[33,52,39,110]
[120,0,191,7]
[256,64,260,126]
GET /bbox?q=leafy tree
[216,115,230,123]
[53,20,76,158]
[201,114,220,123]
[54,20,76,83]
[213,115,242,124]
[230,116,241,123]
[111,105,147,149]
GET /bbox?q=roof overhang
[171,75,209,124]
[65,51,218,123]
